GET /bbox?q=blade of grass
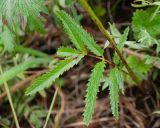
[43,87,58,128]
[15,45,52,60]
[0,58,52,85]
[0,65,20,128]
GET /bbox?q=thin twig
[53,86,65,128]
[87,54,115,66]
[43,87,58,128]
[87,54,129,75]
[0,66,20,128]
[64,117,115,128]
[79,0,139,84]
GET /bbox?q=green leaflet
[26,55,84,95]
[108,68,119,118]
[56,11,86,52]
[57,47,81,57]
[0,0,47,32]
[56,10,104,56]
[132,9,160,53]
[109,23,121,38]
[0,58,52,85]
[102,69,124,93]
[113,27,129,65]
[0,26,15,52]
[83,61,105,125]
[115,69,124,94]
[117,27,129,51]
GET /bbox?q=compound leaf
[132,9,160,53]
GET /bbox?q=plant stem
[43,88,58,128]
[87,54,129,75]
[87,54,115,66]
[0,66,20,128]
[79,0,139,84]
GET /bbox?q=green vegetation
[0,0,160,127]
